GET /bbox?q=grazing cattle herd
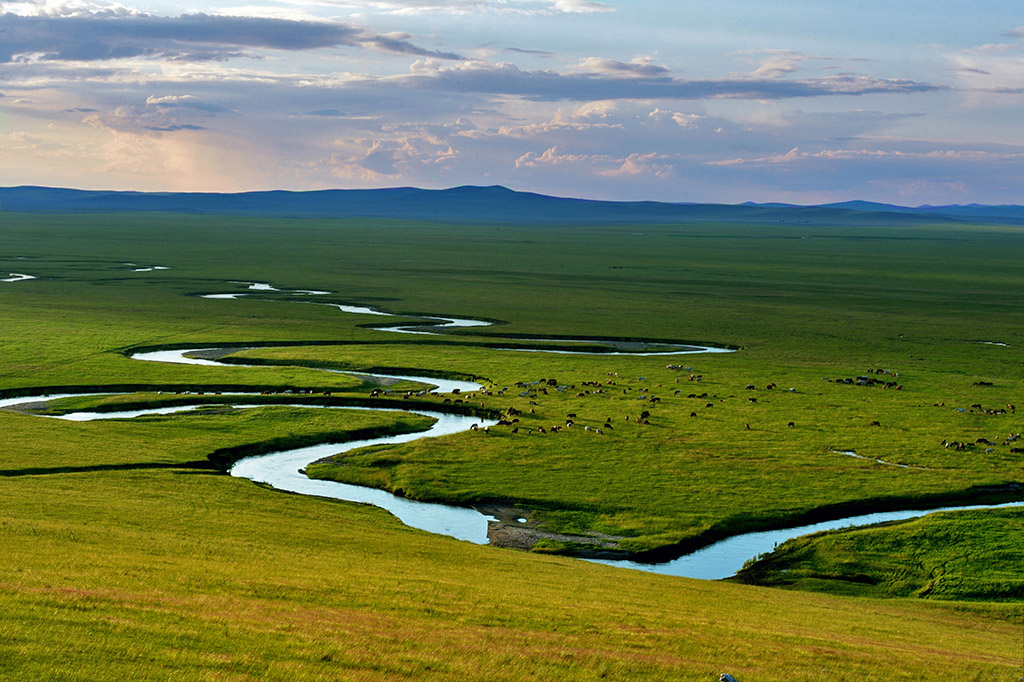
[351,363,1018,467]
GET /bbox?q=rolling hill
[3,184,1017,225]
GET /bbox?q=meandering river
[3,282,1018,579]
[5,350,1019,580]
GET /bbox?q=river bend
[4,282,1018,579]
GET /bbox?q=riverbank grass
[732,507,1024,601]
[0,437,1019,681]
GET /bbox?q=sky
[1,0,1022,204]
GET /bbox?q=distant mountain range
[1,185,1022,226]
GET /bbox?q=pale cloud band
[319,0,613,15]
[390,59,944,101]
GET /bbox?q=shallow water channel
[198,281,734,354]
[1,273,36,283]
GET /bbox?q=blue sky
[1,0,1021,204]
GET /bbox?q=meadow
[732,507,1023,601]
[1,211,1021,680]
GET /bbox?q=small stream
[129,348,483,394]
[1,273,37,283]
[198,281,733,354]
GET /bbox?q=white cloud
[145,94,229,112]
[599,152,674,178]
[707,146,1024,167]
[946,40,1024,100]
[553,0,612,13]
[320,134,458,180]
[0,0,140,17]
[571,56,670,78]
[391,58,944,102]
[742,49,825,79]
[514,145,606,168]
[318,0,613,15]
[648,108,703,128]
[514,146,676,179]
[572,100,616,118]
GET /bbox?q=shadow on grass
[0,460,217,477]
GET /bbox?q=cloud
[393,59,944,102]
[707,146,1024,167]
[573,100,617,118]
[739,50,827,79]
[945,39,1024,101]
[306,108,363,117]
[514,145,607,168]
[513,146,676,180]
[648,108,703,128]
[318,0,613,15]
[380,117,477,138]
[146,94,229,112]
[460,117,621,141]
[145,123,206,131]
[570,56,671,79]
[320,134,458,180]
[0,12,463,63]
[949,66,992,76]
[1,4,1011,205]
[598,152,675,178]
[504,47,555,57]
[1007,27,1024,40]
[552,0,613,14]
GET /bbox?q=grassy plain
[733,507,1023,601]
[3,451,1019,682]
[1,211,1022,679]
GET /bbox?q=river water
[3,281,1015,579]
[4,388,1019,580]
[197,281,734,354]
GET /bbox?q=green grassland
[263,340,1019,555]
[3,448,1018,681]
[1,211,1022,679]
[732,507,1024,601]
